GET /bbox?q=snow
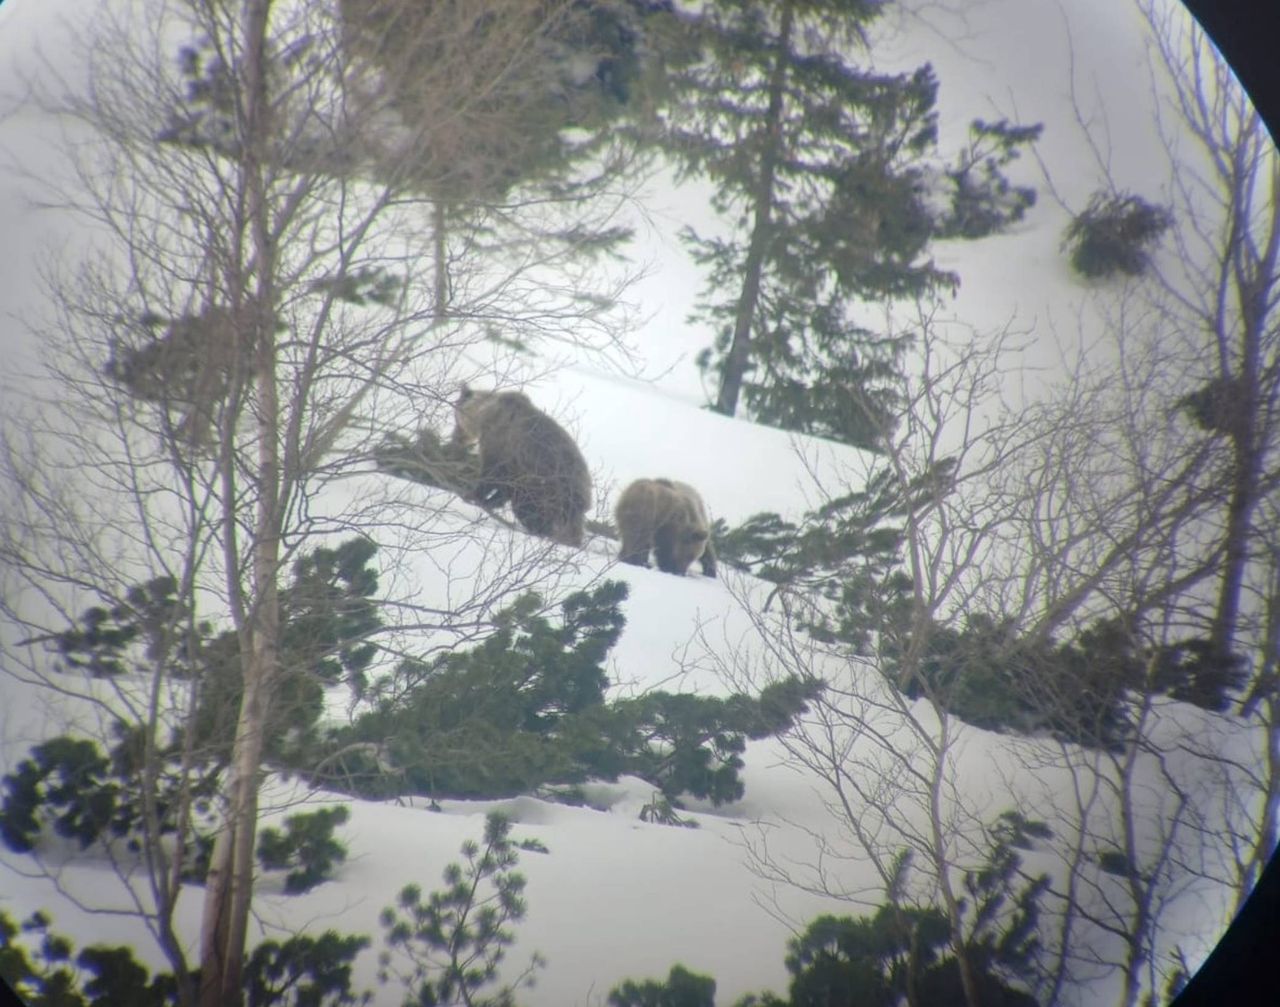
[0,0,1269,1005]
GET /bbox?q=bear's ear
[457,383,473,403]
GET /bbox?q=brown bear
[450,385,592,547]
[615,478,717,577]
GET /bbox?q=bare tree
[1031,0,1280,933]
[707,311,1057,1007]
[710,270,1266,1005]
[1129,0,1280,911]
[1137,2,1280,681]
[0,1,643,1005]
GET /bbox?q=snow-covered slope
[0,361,1236,1006]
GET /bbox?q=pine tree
[316,581,820,807]
[0,908,370,1007]
[377,813,543,1007]
[607,964,717,1007]
[256,806,352,894]
[655,0,1039,448]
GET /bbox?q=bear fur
[450,386,592,547]
[615,478,717,577]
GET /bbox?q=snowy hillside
[0,368,880,1005]
[0,362,1245,1006]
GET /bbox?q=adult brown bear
[450,385,592,547]
[615,478,717,577]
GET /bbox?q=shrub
[0,908,370,1007]
[608,964,717,1007]
[318,582,820,809]
[1063,191,1172,279]
[256,805,351,894]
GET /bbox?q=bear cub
[615,478,717,577]
[450,385,592,548]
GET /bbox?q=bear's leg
[551,514,586,548]
[511,495,554,538]
[699,539,718,578]
[470,454,514,507]
[653,528,686,575]
[617,530,651,567]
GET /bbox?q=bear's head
[656,525,709,576]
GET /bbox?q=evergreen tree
[1062,190,1172,280]
[735,822,1046,1006]
[0,908,370,1007]
[716,455,1247,748]
[256,806,352,894]
[318,581,820,806]
[608,964,717,1007]
[654,0,1040,448]
[377,813,543,1007]
[0,540,380,880]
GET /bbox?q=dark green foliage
[608,964,717,1007]
[655,0,1039,448]
[734,818,1046,1006]
[717,454,1245,747]
[0,910,85,1007]
[1063,191,1173,279]
[712,464,929,651]
[244,932,371,1007]
[0,909,185,1007]
[608,679,823,806]
[958,812,1050,1001]
[377,813,542,1007]
[0,737,123,853]
[1146,636,1248,712]
[630,818,1048,1007]
[46,576,191,679]
[0,725,217,877]
[782,907,950,1006]
[33,536,380,764]
[189,536,382,766]
[940,120,1044,240]
[1177,375,1245,436]
[2,539,380,877]
[281,536,382,707]
[638,793,698,828]
[0,722,221,882]
[257,806,351,894]
[77,947,185,1007]
[319,581,819,806]
[1,908,369,1007]
[324,582,626,799]
[901,614,1249,748]
[1095,849,1136,879]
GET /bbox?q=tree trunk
[198,1,281,1003]
[712,0,794,417]
[1222,166,1279,712]
[197,683,270,1007]
[432,199,449,324]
